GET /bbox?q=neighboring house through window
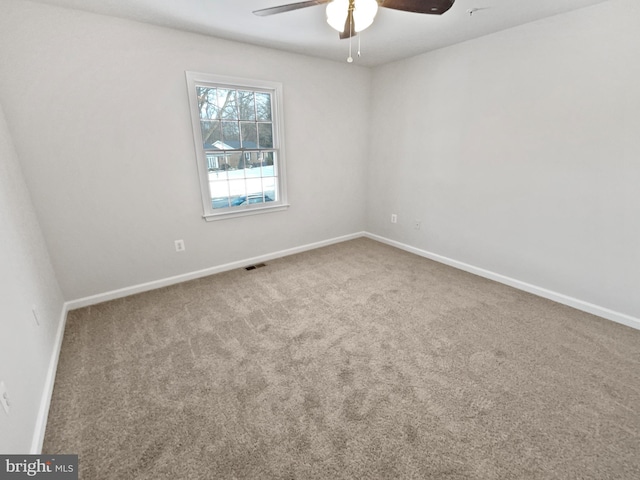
[186,72,288,220]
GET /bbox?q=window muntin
[186,72,287,220]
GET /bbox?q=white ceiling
[30,0,612,66]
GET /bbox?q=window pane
[200,121,221,148]
[197,87,219,120]
[228,179,247,206]
[205,153,215,171]
[246,151,260,167]
[205,153,228,178]
[263,177,276,202]
[255,92,272,121]
[240,122,257,149]
[236,152,251,170]
[258,123,273,148]
[210,180,230,209]
[224,152,240,170]
[244,166,262,180]
[260,153,276,177]
[221,122,240,148]
[218,89,238,120]
[222,153,234,172]
[246,176,262,195]
[226,166,244,181]
[238,91,256,121]
[212,197,231,209]
[262,151,275,167]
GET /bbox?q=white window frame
[186,71,289,221]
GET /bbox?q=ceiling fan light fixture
[326,0,379,33]
[353,0,378,32]
[326,0,347,32]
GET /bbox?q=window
[186,72,288,220]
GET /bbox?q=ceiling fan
[253,0,456,40]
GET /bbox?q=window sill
[203,203,290,222]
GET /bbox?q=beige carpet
[44,238,640,479]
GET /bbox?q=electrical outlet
[0,381,10,415]
[174,239,185,252]
[391,214,397,224]
[414,220,421,230]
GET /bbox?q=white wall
[367,0,640,319]
[0,100,65,453]
[0,0,370,301]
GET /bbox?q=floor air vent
[245,263,266,271]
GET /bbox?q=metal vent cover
[245,263,267,271]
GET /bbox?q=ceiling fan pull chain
[357,33,361,58]
[347,12,353,63]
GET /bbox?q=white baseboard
[364,232,640,331]
[67,230,640,330]
[30,303,69,454]
[66,229,640,327]
[66,232,365,310]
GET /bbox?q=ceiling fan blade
[339,7,357,39]
[380,0,455,15]
[253,0,331,17]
